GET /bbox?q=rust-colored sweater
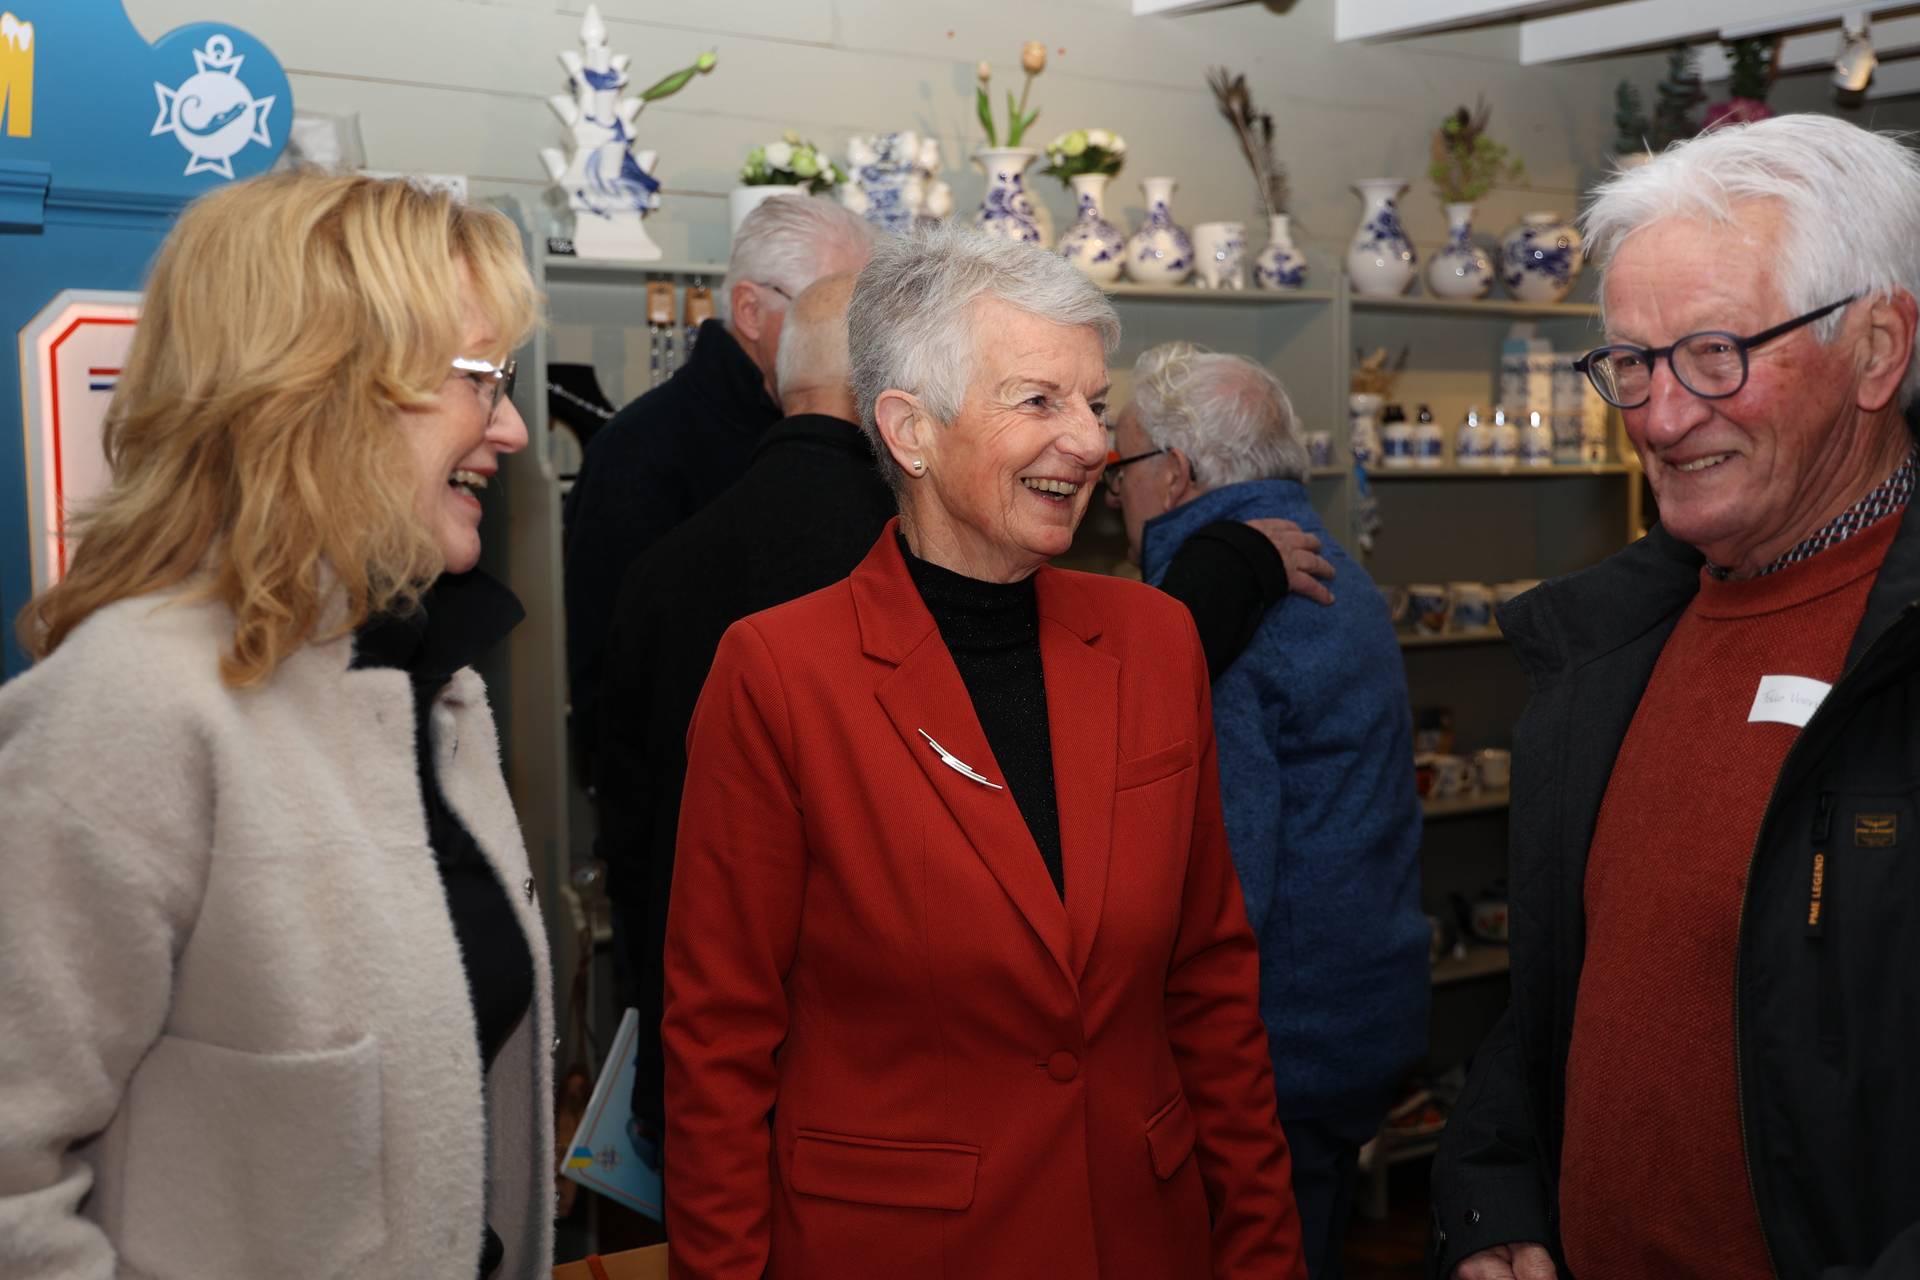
[1559,514,1898,1278]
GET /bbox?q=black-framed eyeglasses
[753,280,794,302]
[451,357,518,421]
[1574,295,1856,409]
[1104,447,1166,494]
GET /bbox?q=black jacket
[563,319,781,773]
[596,413,1291,1143]
[1432,501,1920,1280]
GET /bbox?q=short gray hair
[849,222,1120,489]
[1130,343,1307,486]
[1584,113,1920,405]
[722,194,875,313]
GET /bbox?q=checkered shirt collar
[1707,448,1916,581]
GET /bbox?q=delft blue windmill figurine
[539,5,714,261]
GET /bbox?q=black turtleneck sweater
[900,535,1065,898]
[352,570,531,1280]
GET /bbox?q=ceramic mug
[1431,753,1472,799]
[1474,747,1512,791]
[1410,583,1448,635]
[1448,581,1494,631]
[1413,752,1437,798]
[1192,221,1248,289]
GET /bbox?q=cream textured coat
[0,587,554,1279]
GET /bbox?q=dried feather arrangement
[1207,67,1288,218]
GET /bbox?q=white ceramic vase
[729,183,804,234]
[1349,393,1385,465]
[1125,176,1194,285]
[1193,221,1248,289]
[1056,173,1127,284]
[1500,212,1584,303]
[973,146,1046,246]
[1426,201,1493,299]
[1346,179,1416,297]
[1254,213,1308,290]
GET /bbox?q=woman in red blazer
[663,223,1305,1279]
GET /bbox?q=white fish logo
[152,33,274,179]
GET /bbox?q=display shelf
[544,256,728,285]
[1399,627,1502,649]
[1422,788,1510,819]
[1432,945,1511,987]
[1350,292,1600,320]
[1309,466,1346,480]
[1103,282,1337,305]
[1370,463,1631,480]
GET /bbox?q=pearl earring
[911,459,925,473]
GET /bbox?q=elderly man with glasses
[1434,115,1920,1280]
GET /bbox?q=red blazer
[663,524,1304,1279]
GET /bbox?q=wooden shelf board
[1432,945,1511,987]
[1422,788,1510,819]
[1399,627,1502,649]
[1350,292,1600,319]
[1104,282,1337,304]
[545,257,729,283]
[1370,463,1631,479]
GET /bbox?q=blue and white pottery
[1426,201,1493,299]
[1500,212,1583,303]
[1254,212,1308,290]
[1057,173,1126,284]
[973,146,1046,246]
[1346,179,1416,297]
[1193,221,1248,289]
[844,132,950,235]
[1125,176,1194,286]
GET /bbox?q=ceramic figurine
[1124,176,1193,286]
[1193,221,1248,289]
[1346,179,1416,296]
[1056,173,1126,284]
[1501,212,1584,303]
[1426,201,1493,299]
[973,146,1046,245]
[843,131,952,234]
[1254,213,1308,290]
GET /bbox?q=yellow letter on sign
[0,12,32,138]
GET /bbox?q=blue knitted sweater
[1142,480,1429,1135]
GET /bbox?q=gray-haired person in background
[1435,114,1920,1280]
[564,195,876,790]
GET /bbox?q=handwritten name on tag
[1748,674,1833,728]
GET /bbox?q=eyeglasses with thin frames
[451,357,518,421]
[1104,447,1167,494]
[1573,295,1856,410]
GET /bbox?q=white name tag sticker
[1748,674,1833,727]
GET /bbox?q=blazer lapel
[1036,570,1117,979]
[854,524,1074,983]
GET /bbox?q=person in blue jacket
[1105,342,1429,1279]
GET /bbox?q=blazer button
[1046,1050,1079,1082]
[523,877,535,902]
[1466,1208,1482,1226]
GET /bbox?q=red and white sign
[18,290,141,589]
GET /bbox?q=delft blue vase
[1500,212,1584,303]
[1124,176,1194,286]
[1057,173,1126,284]
[1346,179,1416,297]
[1254,212,1308,290]
[973,146,1046,246]
[1426,201,1493,299]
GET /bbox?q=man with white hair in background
[1106,343,1428,1280]
[1435,114,1920,1280]
[563,195,875,778]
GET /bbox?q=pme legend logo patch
[1855,813,1898,848]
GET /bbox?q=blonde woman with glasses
[0,173,551,1280]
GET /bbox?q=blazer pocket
[1145,1091,1197,1180]
[118,1033,387,1279]
[1116,739,1197,792]
[790,1129,980,1210]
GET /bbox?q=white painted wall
[121,0,1693,269]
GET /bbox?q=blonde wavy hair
[17,171,539,686]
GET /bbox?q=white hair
[722,194,875,315]
[848,222,1120,490]
[1584,114,1920,404]
[1130,343,1308,487]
